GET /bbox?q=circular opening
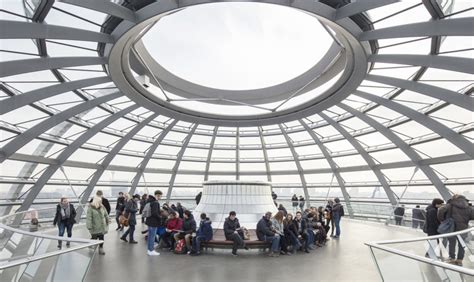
[141,2,334,90]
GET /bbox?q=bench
[201,229,270,250]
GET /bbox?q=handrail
[369,227,474,245]
[365,227,474,277]
[365,243,474,276]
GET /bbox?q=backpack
[340,206,345,217]
[142,202,152,218]
[174,239,187,254]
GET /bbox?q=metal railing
[365,227,474,281]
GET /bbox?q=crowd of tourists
[51,191,472,265]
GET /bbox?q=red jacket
[166,218,183,231]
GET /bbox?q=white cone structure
[193,181,278,229]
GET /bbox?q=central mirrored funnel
[192,181,278,229]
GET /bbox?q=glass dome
[0,0,473,216]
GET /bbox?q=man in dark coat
[145,190,162,256]
[438,195,474,266]
[394,205,405,226]
[256,212,280,257]
[412,205,425,229]
[223,211,248,256]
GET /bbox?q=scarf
[60,203,71,220]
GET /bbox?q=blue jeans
[58,221,73,246]
[122,224,135,241]
[307,230,315,245]
[192,235,207,253]
[263,234,280,252]
[147,227,157,251]
[334,215,341,236]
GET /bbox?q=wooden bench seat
[201,229,270,250]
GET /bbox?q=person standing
[95,190,111,215]
[332,198,344,239]
[291,194,298,213]
[145,190,163,256]
[412,205,425,229]
[53,197,77,249]
[121,194,139,244]
[438,194,474,266]
[139,194,148,223]
[424,198,445,258]
[224,211,248,256]
[86,196,109,255]
[299,196,305,211]
[115,192,125,230]
[394,205,405,226]
[325,199,334,237]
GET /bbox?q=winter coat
[271,218,284,235]
[299,197,305,208]
[86,204,109,235]
[115,196,125,211]
[144,195,161,227]
[425,205,441,236]
[124,199,138,226]
[438,195,474,231]
[394,207,405,217]
[292,196,299,207]
[101,197,111,215]
[257,217,275,240]
[196,218,213,241]
[195,192,202,205]
[166,217,183,231]
[181,215,197,235]
[53,203,77,226]
[293,218,308,235]
[223,217,241,240]
[332,203,344,218]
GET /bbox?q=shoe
[334,236,339,239]
[309,245,316,250]
[280,250,286,255]
[187,251,192,255]
[244,246,249,251]
[232,252,238,257]
[147,250,160,256]
[129,240,138,244]
[120,237,128,243]
[141,230,147,234]
[57,245,62,250]
[286,251,292,256]
[304,249,310,253]
[99,248,105,255]
[446,258,457,265]
[455,259,463,266]
[66,242,70,247]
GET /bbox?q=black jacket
[101,197,111,215]
[284,219,298,236]
[425,205,440,236]
[293,218,308,235]
[394,207,405,217]
[115,196,125,211]
[181,215,197,235]
[438,195,474,231]
[223,217,241,240]
[256,217,275,240]
[144,195,161,227]
[278,206,288,216]
[292,196,298,207]
[195,192,202,205]
[53,203,77,225]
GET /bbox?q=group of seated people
[151,207,330,257]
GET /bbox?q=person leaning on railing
[437,194,474,266]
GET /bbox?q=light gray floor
[80,219,429,282]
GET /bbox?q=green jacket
[86,204,109,235]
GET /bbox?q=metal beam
[204,127,218,181]
[0,57,107,78]
[368,55,474,74]
[258,126,272,182]
[0,20,114,42]
[366,74,473,111]
[16,105,139,212]
[128,120,178,195]
[0,92,121,162]
[0,76,112,115]
[166,124,198,202]
[356,91,474,158]
[76,113,159,219]
[335,0,399,20]
[58,0,137,22]
[278,124,310,208]
[299,120,354,217]
[360,18,474,40]
[338,103,452,201]
[319,113,398,206]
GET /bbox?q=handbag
[119,214,129,227]
[241,227,250,240]
[437,204,455,234]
